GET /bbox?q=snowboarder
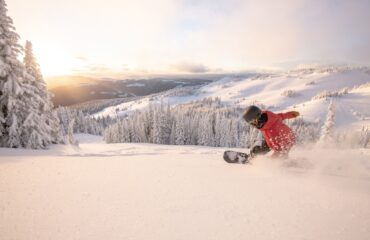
[243,105,300,158]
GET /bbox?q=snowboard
[223,150,250,164]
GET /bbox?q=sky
[6,0,370,77]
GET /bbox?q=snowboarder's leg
[271,144,293,159]
[250,140,270,158]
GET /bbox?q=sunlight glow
[34,45,86,77]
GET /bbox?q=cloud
[169,0,370,70]
[75,56,89,61]
[10,0,370,76]
[72,64,113,75]
[170,62,210,73]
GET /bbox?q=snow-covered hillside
[94,67,370,130]
[1,134,370,240]
[2,66,370,240]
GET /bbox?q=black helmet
[243,105,262,123]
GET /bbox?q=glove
[291,111,300,118]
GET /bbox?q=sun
[33,45,85,77]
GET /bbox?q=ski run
[1,134,370,240]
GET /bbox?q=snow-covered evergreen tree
[198,112,212,146]
[219,117,231,147]
[152,103,171,144]
[22,40,63,148]
[230,119,239,147]
[239,129,249,148]
[67,118,78,145]
[175,114,186,145]
[23,41,43,85]
[0,0,29,148]
[319,100,336,145]
[169,121,176,145]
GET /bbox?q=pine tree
[152,104,171,144]
[219,117,231,147]
[198,112,214,146]
[230,119,239,147]
[169,121,176,145]
[175,114,186,145]
[21,41,53,148]
[67,118,78,145]
[152,109,161,144]
[319,100,336,145]
[55,106,74,143]
[0,0,28,147]
[188,113,199,145]
[24,40,62,146]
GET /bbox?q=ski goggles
[248,118,259,126]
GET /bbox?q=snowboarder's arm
[277,111,299,120]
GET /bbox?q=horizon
[7,0,370,78]
[43,64,368,82]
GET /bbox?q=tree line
[104,98,370,148]
[104,98,317,148]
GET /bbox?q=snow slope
[93,67,370,130]
[1,134,370,240]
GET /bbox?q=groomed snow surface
[1,134,370,240]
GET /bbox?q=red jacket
[260,111,296,152]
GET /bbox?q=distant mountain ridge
[46,76,216,106]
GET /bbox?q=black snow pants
[250,140,271,158]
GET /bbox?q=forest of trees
[55,107,115,144]
[104,98,324,148]
[104,98,370,148]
